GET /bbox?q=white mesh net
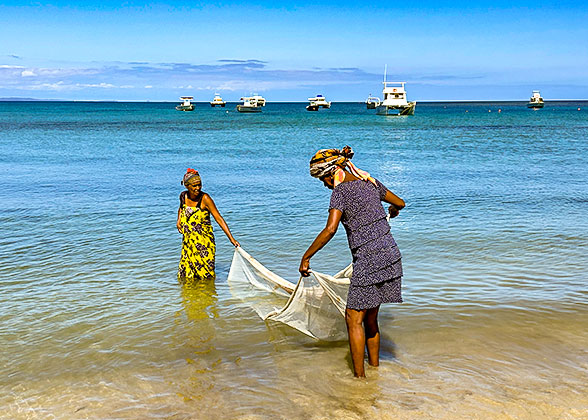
[227,247,352,341]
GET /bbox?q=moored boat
[306,94,331,111]
[374,66,416,116]
[527,90,544,109]
[210,93,226,107]
[236,95,266,113]
[375,81,416,116]
[365,94,381,109]
[175,96,195,111]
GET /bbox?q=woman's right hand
[299,258,311,277]
[176,220,183,234]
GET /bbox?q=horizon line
[1,98,588,103]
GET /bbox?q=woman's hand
[388,205,399,219]
[231,239,241,248]
[176,220,183,234]
[299,258,311,277]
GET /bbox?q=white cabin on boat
[382,82,409,106]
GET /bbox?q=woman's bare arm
[176,192,185,234]
[299,208,342,277]
[381,189,405,219]
[382,190,405,209]
[177,207,183,233]
[202,194,240,247]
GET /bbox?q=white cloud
[27,81,68,91]
[21,81,119,91]
[2,59,581,100]
[76,82,116,88]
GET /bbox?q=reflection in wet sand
[174,278,221,404]
[179,277,218,321]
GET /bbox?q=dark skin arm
[382,189,405,218]
[201,194,240,247]
[299,208,343,277]
[176,191,186,233]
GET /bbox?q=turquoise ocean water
[1,101,587,419]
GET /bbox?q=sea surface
[1,101,587,419]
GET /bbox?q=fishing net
[227,247,352,341]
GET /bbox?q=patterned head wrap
[309,146,376,187]
[181,168,201,186]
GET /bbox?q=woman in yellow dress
[177,168,240,281]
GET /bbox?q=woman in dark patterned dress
[299,146,405,378]
[177,168,240,281]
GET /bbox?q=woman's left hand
[388,205,400,219]
[299,258,311,277]
[231,239,241,248]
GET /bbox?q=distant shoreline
[1,98,587,103]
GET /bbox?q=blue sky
[1,1,587,101]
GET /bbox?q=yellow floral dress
[178,199,216,281]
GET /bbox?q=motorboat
[527,90,544,109]
[176,96,195,111]
[375,81,415,116]
[365,94,381,109]
[210,93,226,107]
[306,94,331,111]
[236,95,266,113]
[375,66,416,116]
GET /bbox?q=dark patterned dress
[329,179,402,310]
[178,194,216,281]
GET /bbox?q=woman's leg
[364,306,380,367]
[345,308,367,377]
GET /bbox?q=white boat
[236,95,266,113]
[306,94,331,111]
[365,94,381,109]
[375,67,416,116]
[175,96,195,111]
[375,81,416,116]
[527,90,544,109]
[210,93,226,108]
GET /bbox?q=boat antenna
[384,64,387,83]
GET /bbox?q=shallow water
[1,101,587,419]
